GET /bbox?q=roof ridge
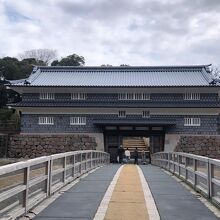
[37,64,211,70]
[201,67,214,84]
[28,68,42,84]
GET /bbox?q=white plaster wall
[87,133,104,151]
[164,134,180,152]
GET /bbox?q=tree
[0,77,8,107]
[18,58,45,79]
[0,57,41,80]
[51,54,85,66]
[19,49,57,65]
[210,66,220,79]
[0,57,20,80]
[51,60,59,66]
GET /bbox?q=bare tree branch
[210,66,220,79]
[18,49,57,65]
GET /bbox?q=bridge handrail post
[46,159,51,197]
[193,158,197,189]
[173,153,176,174]
[167,153,170,171]
[170,153,174,174]
[24,166,30,213]
[73,154,75,178]
[49,158,53,195]
[80,152,82,174]
[94,152,96,166]
[178,154,181,177]
[85,152,87,171]
[97,152,99,166]
[185,155,188,181]
[63,156,67,184]
[208,159,212,199]
[91,151,93,169]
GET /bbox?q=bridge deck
[141,165,218,220]
[33,165,218,220]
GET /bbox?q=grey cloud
[57,0,133,21]
[1,0,220,67]
[190,38,220,57]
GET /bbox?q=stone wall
[0,134,8,157]
[8,134,98,158]
[175,135,220,159]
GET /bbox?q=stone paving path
[104,165,149,220]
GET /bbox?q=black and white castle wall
[9,65,220,158]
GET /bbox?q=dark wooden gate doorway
[104,128,165,163]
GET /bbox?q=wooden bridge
[0,151,220,219]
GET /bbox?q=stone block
[7,134,99,159]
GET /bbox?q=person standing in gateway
[134,147,139,164]
[125,148,131,163]
[117,145,125,164]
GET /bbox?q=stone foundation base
[175,135,220,159]
[8,134,99,158]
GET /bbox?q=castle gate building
[10,65,220,162]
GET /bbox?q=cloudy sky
[0,0,220,66]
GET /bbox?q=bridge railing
[0,150,110,219]
[151,152,220,208]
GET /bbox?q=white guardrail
[151,152,220,207]
[0,150,110,219]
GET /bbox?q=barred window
[118,93,150,100]
[184,93,200,100]
[118,93,126,100]
[143,93,150,100]
[70,117,86,125]
[142,110,150,118]
[127,93,134,99]
[184,118,201,126]
[71,93,86,100]
[134,93,143,100]
[39,93,55,100]
[39,117,54,125]
[118,110,126,118]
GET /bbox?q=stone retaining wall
[0,134,8,157]
[8,134,97,158]
[175,135,220,159]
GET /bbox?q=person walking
[117,145,125,164]
[125,148,131,163]
[134,147,139,164]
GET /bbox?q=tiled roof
[10,65,215,87]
